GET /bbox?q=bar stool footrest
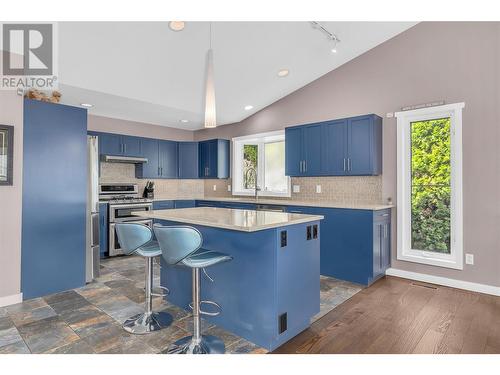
[188,300,221,317]
[151,285,170,297]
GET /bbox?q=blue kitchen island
[135,207,323,351]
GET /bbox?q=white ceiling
[58,22,416,130]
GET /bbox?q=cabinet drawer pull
[381,213,389,217]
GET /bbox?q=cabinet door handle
[384,224,388,238]
[343,158,346,171]
[123,144,126,153]
[348,158,351,171]
[304,160,307,172]
[299,161,302,173]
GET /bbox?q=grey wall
[0,91,23,299]
[88,114,194,141]
[195,22,500,287]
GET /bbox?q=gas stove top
[101,196,153,204]
[99,183,152,204]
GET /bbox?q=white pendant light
[204,23,216,128]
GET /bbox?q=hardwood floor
[273,276,500,354]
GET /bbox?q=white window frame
[395,103,464,270]
[232,130,291,198]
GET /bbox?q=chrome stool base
[167,335,225,354]
[122,311,173,335]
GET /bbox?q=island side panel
[158,220,279,350]
[275,221,321,348]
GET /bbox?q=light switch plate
[213,185,217,191]
[292,185,300,193]
[227,185,231,192]
[316,185,322,194]
[465,253,474,265]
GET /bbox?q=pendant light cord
[209,22,212,49]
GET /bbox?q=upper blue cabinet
[285,114,382,177]
[135,138,178,179]
[199,139,230,179]
[98,132,142,157]
[178,142,199,179]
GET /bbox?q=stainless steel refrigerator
[86,135,100,282]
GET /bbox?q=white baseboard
[0,293,23,307]
[385,268,500,297]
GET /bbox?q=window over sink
[232,131,290,197]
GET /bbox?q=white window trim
[395,102,464,270]
[232,130,291,198]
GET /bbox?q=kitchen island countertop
[134,207,323,232]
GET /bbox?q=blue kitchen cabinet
[303,123,324,175]
[285,127,303,176]
[195,200,219,208]
[136,137,160,178]
[99,203,108,257]
[285,123,326,176]
[347,115,382,175]
[178,142,199,179]
[22,99,87,299]
[153,200,175,210]
[122,135,141,157]
[159,140,178,178]
[325,119,348,175]
[99,132,123,156]
[96,132,142,157]
[199,139,230,179]
[285,114,382,177]
[287,205,391,285]
[174,200,196,208]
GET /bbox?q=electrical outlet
[465,253,474,265]
[292,185,300,193]
[227,185,231,192]
[316,185,322,194]
[213,185,217,191]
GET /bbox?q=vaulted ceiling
[58,22,416,130]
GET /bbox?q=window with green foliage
[411,118,451,253]
[396,103,463,270]
[243,144,257,189]
[233,131,290,197]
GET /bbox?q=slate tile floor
[0,255,362,354]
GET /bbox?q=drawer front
[153,200,175,210]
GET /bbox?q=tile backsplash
[100,162,204,199]
[204,176,383,204]
[101,162,382,203]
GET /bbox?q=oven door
[109,203,152,222]
[109,219,153,256]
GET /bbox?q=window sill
[397,251,463,270]
[232,191,291,199]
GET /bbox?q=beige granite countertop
[152,196,393,211]
[134,207,324,232]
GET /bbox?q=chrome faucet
[244,167,260,199]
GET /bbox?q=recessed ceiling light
[277,69,289,77]
[244,105,253,111]
[331,48,337,54]
[80,103,93,108]
[169,21,185,32]
[180,119,189,123]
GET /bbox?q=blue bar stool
[115,223,173,334]
[154,224,232,354]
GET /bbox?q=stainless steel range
[99,183,153,256]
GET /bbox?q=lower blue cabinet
[174,200,196,208]
[99,203,108,257]
[287,205,391,285]
[153,200,175,210]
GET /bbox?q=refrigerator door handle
[91,213,99,247]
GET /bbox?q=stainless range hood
[102,155,148,163]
